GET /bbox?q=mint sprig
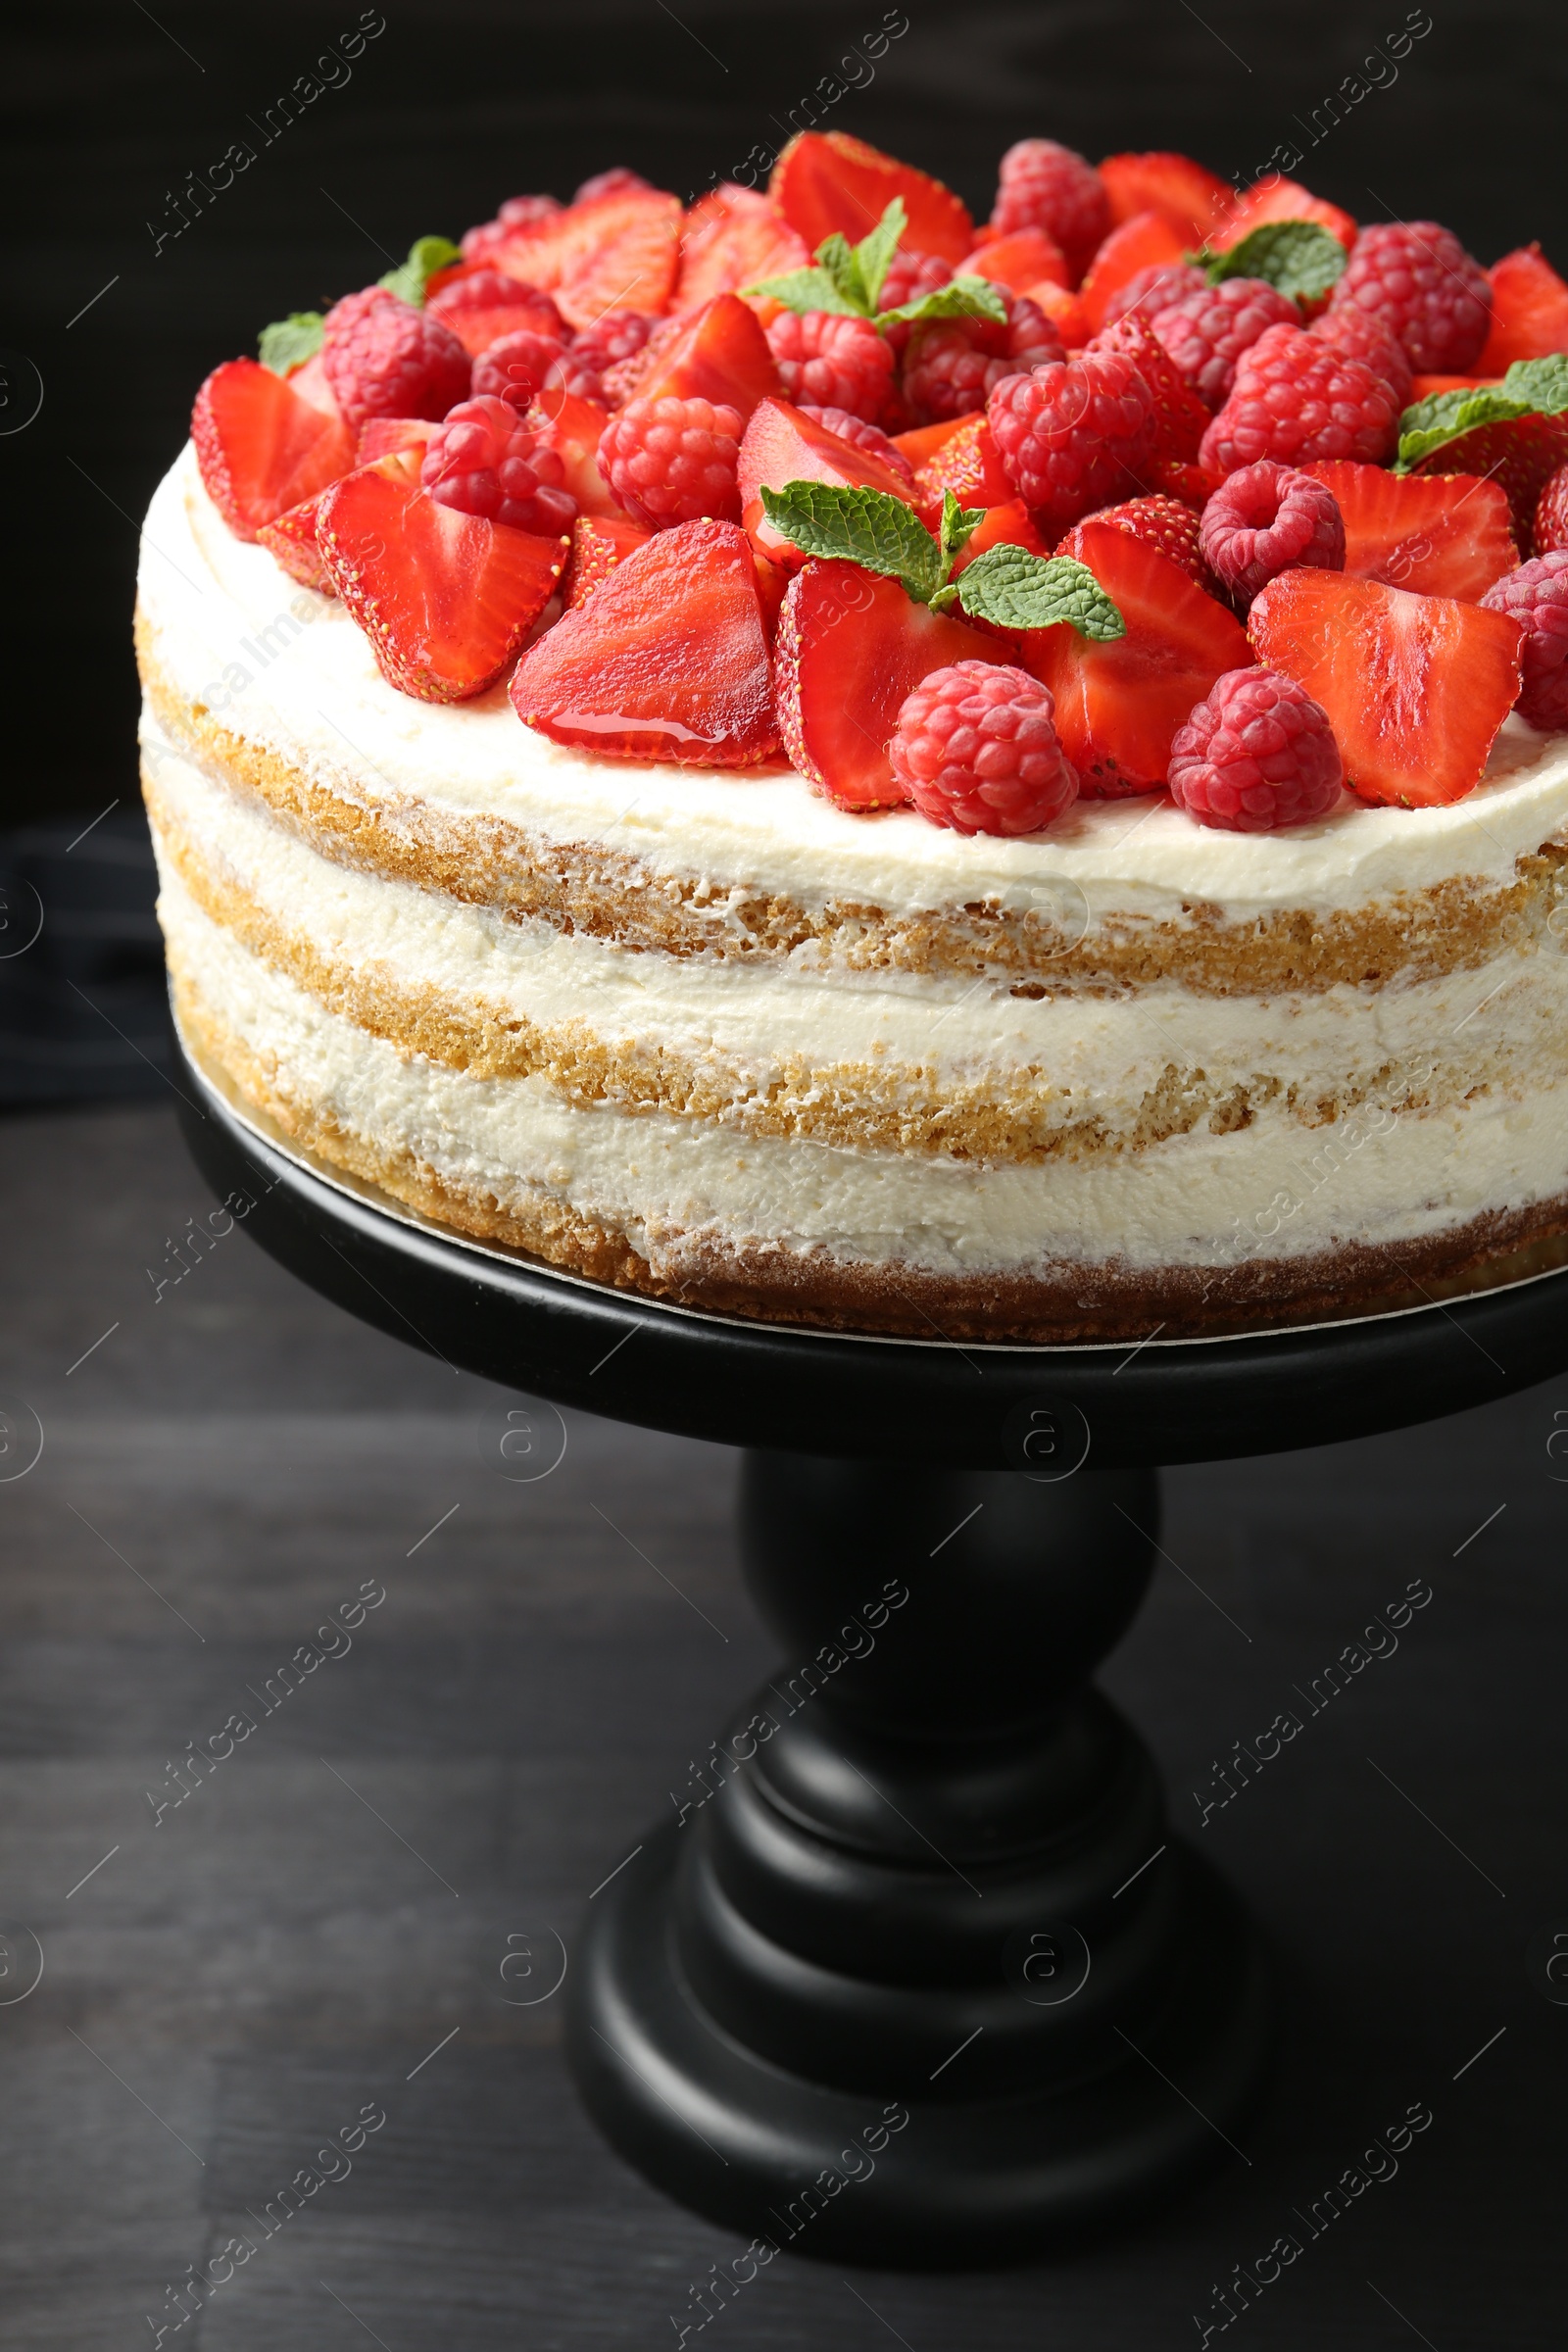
[259,312,324,373]
[1198,219,1347,307]
[378,234,463,307]
[757,481,1126,639]
[1395,354,1568,471]
[745,200,1005,334]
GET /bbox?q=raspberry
[902,292,1063,424]
[1199,324,1400,476]
[321,288,471,428]
[598,394,746,527]
[1306,306,1413,410]
[1105,260,1206,328]
[878,249,952,310]
[1149,276,1300,409]
[1328,220,1492,373]
[1168,666,1345,831]
[1481,552,1568,729]
[472,328,573,413]
[427,270,567,344]
[548,310,654,403]
[765,311,895,423]
[987,352,1158,535]
[1536,465,1568,556]
[889,661,1079,835]
[799,408,914,482]
[1199,462,1346,606]
[461,193,562,262]
[991,139,1110,279]
[574,167,655,204]
[420,397,578,535]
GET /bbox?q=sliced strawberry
[563,512,652,610]
[738,396,916,570]
[1015,519,1248,794]
[256,488,335,594]
[525,384,619,515]
[956,229,1071,294]
[1077,212,1191,334]
[1249,569,1522,806]
[1300,461,1517,602]
[1087,312,1208,463]
[890,415,974,471]
[677,184,809,308]
[427,276,566,360]
[1410,411,1568,548]
[192,359,356,541]
[769,131,973,266]
[1025,277,1094,349]
[1476,245,1568,373]
[775,564,1010,808]
[1144,456,1226,505]
[318,453,566,702]
[356,416,433,464]
[285,351,346,420]
[1057,495,1215,592]
[949,498,1050,574]
[510,518,778,763]
[1210,176,1357,255]
[621,293,779,416]
[1099,152,1233,244]
[914,415,1014,510]
[490,189,682,329]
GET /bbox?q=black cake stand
[174,1041,1568,2267]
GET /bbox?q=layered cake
[137,132,1568,1341]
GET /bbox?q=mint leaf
[854,199,906,314]
[1395,383,1532,470]
[956,546,1126,640]
[378,234,463,307]
[928,491,986,601]
[814,230,868,312]
[1205,220,1346,307]
[1502,354,1568,414]
[875,274,1007,330]
[259,312,324,373]
[759,482,943,602]
[742,265,863,317]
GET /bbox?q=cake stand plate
[173,1040,1568,2266]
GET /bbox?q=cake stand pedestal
[175,1048,1568,2266]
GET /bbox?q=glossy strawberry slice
[1476,245,1568,373]
[1210,175,1357,254]
[676,184,808,307]
[738,397,916,570]
[1099,152,1234,244]
[426,271,566,360]
[511,517,778,763]
[490,188,682,329]
[1300,461,1517,602]
[1015,519,1248,793]
[255,488,334,592]
[770,131,973,266]
[776,564,1011,808]
[913,415,1014,511]
[1249,568,1523,806]
[956,229,1071,294]
[318,454,566,702]
[1410,411,1568,548]
[890,416,974,472]
[949,499,1051,574]
[1056,495,1215,592]
[1077,212,1191,334]
[622,294,779,416]
[192,359,356,540]
[563,512,652,610]
[525,384,619,515]
[355,416,433,464]
[1024,279,1094,350]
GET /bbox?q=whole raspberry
[472,327,573,412]
[420,397,578,535]
[598,394,746,527]
[765,311,895,422]
[1149,277,1300,409]
[548,310,654,403]
[1168,667,1345,832]
[889,661,1079,835]
[877,248,955,360]
[427,270,567,346]
[799,407,914,482]
[991,139,1110,280]
[902,293,1063,425]
[1199,461,1346,606]
[1306,305,1413,410]
[1481,552,1568,729]
[460,193,562,263]
[321,288,471,428]
[988,352,1158,535]
[1199,324,1400,475]
[1535,465,1568,557]
[1328,220,1492,373]
[575,167,656,203]
[1105,260,1206,328]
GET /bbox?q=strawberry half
[1077,212,1191,334]
[355,416,434,465]
[621,293,779,416]
[1411,411,1568,548]
[1300,462,1517,602]
[1210,175,1357,255]
[490,188,682,329]
[1477,245,1568,374]
[1015,519,1248,794]
[1249,569,1524,807]
[510,518,778,764]
[318,453,566,702]
[775,563,1011,808]
[769,131,973,266]
[525,384,619,515]
[890,415,974,472]
[192,359,356,541]
[256,489,335,593]
[738,397,915,570]
[1056,496,1215,592]
[563,512,652,610]
[914,415,1014,511]
[676,184,808,308]
[956,229,1071,294]
[1098,152,1234,245]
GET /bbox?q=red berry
[676,184,809,309]
[1328,220,1492,373]
[425,270,567,359]
[563,512,652,611]
[738,396,916,570]
[1305,306,1413,410]
[1199,461,1346,606]
[1478,245,1568,373]
[1105,259,1206,327]
[1211,176,1357,258]
[1149,277,1300,408]
[1168,666,1344,831]
[611,294,778,416]
[460,193,562,263]
[771,131,973,269]
[598,394,746,528]
[1480,551,1568,729]
[991,139,1110,279]
[1058,495,1214,591]
[1078,214,1191,334]
[1099,153,1233,246]
[1086,313,1209,464]
[1304,461,1515,602]
[1411,410,1568,550]
[902,292,1063,425]
[575,168,656,204]
[1199,324,1400,475]
[191,359,355,542]
[764,310,894,423]
[472,327,575,413]
[421,396,578,535]
[548,310,654,403]
[878,248,953,310]
[799,407,913,481]
[889,661,1078,835]
[987,352,1157,536]
[913,415,1014,509]
[485,187,683,331]
[321,288,471,428]
[1536,465,1568,556]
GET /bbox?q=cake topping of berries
[902,292,1063,425]
[1148,276,1300,409]
[987,352,1158,535]
[1199,461,1347,606]
[321,287,472,428]
[739,398,918,568]
[1200,323,1400,476]
[991,139,1110,279]
[799,409,914,481]
[1058,495,1215,592]
[425,270,567,359]
[1480,552,1568,730]
[421,396,578,535]
[544,310,653,404]
[1305,305,1413,410]
[765,310,895,421]
[1303,461,1515,603]
[598,394,746,528]
[1328,220,1492,373]
[1394,357,1568,544]
[889,660,1080,835]
[1104,259,1207,327]
[1536,464,1568,556]
[770,131,973,267]
[192,359,356,542]
[472,328,573,413]
[1168,666,1345,832]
